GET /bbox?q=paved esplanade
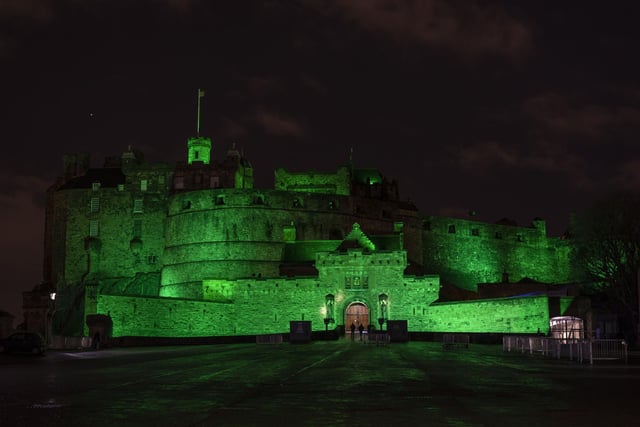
[1,339,637,426]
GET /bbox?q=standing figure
[358,323,364,341]
[350,322,356,340]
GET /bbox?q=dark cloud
[612,160,640,191]
[309,0,532,59]
[253,109,306,137]
[0,0,54,21]
[524,92,640,140]
[457,141,518,170]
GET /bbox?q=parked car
[0,332,47,355]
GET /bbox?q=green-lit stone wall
[422,295,558,334]
[422,216,573,290]
[161,189,422,298]
[274,166,351,195]
[96,283,558,337]
[97,294,235,337]
[52,174,168,287]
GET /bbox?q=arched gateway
[345,302,369,335]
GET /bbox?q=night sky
[1,0,639,322]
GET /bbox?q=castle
[32,133,583,341]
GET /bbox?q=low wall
[96,294,236,337]
[422,295,557,334]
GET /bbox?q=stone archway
[345,302,369,335]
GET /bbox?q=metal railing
[582,339,628,364]
[503,336,627,364]
[368,332,390,346]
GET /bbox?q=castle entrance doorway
[345,303,369,337]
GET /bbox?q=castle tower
[187,136,212,165]
[187,88,211,165]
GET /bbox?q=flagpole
[196,88,202,137]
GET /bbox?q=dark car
[0,332,47,355]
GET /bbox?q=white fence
[503,336,627,364]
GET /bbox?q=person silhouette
[350,322,356,340]
[358,323,364,341]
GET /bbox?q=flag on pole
[198,89,205,98]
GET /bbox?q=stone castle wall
[274,166,351,195]
[421,295,566,334]
[97,294,236,337]
[96,285,559,337]
[421,216,573,290]
[162,189,422,298]
[52,187,167,287]
[98,268,440,337]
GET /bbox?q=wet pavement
[1,338,638,426]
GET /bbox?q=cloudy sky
[1,0,639,320]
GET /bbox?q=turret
[187,136,212,164]
[187,88,212,165]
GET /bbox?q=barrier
[369,332,390,347]
[443,334,469,349]
[503,336,628,364]
[582,339,628,364]
[256,334,283,344]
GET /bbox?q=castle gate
[345,302,369,335]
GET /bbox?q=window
[517,234,524,242]
[471,228,479,236]
[133,199,143,213]
[141,179,148,191]
[117,184,124,192]
[133,220,142,238]
[215,195,225,206]
[89,220,99,237]
[92,182,101,191]
[448,225,456,234]
[147,255,157,264]
[158,175,165,184]
[90,197,100,213]
[253,194,265,205]
[495,231,502,239]
[210,176,220,188]
[292,198,301,208]
[174,176,184,189]
[328,200,336,210]
[182,200,191,210]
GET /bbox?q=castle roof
[340,223,376,251]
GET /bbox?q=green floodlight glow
[187,136,212,165]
